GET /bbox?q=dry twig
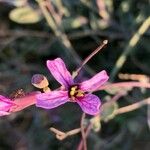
[115,98,150,115]
[99,82,150,91]
[80,113,87,150]
[50,127,81,140]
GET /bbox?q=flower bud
[31,74,49,89]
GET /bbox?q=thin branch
[45,0,62,25]
[115,98,150,115]
[36,0,95,75]
[0,30,50,38]
[75,40,108,76]
[109,91,127,103]
[99,82,150,91]
[96,0,110,20]
[80,113,87,150]
[49,127,81,140]
[68,30,128,40]
[110,16,150,81]
[77,124,92,150]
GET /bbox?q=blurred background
[0,0,150,149]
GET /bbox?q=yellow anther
[71,86,78,91]
[69,85,85,100]
[70,90,76,96]
[76,90,84,97]
[76,93,84,97]
[70,86,78,96]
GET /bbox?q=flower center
[69,85,84,101]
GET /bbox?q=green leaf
[9,6,42,24]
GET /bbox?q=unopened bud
[103,40,108,44]
[31,74,49,89]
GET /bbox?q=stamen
[76,90,84,97]
[69,85,85,101]
[70,90,75,96]
[71,86,78,91]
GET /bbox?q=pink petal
[0,95,15,112]
[0,111,10,116]
[80,70,109,92]
[47,58,74,88]
[36,91,69,109]
[77,94,101,115]
[11,91,41,112]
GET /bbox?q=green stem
[110,17,150,81]
[36,0,95,75]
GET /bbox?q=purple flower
[36,58,109,115]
